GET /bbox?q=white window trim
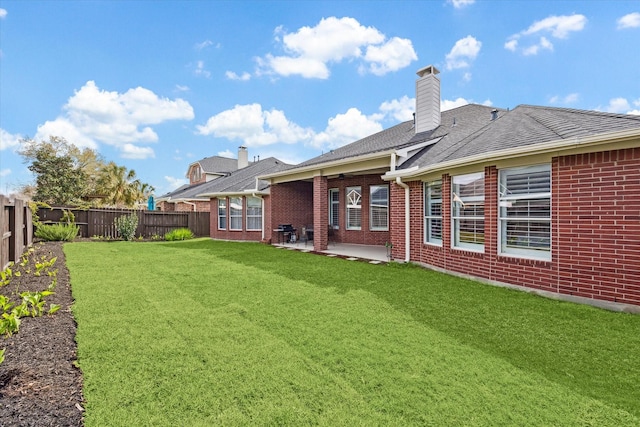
[246,196,262,231]
[346,186,362,231]
[369,185,389,231]
[424,180,442,246]
[451,172,485,253]
[498,164,551,261]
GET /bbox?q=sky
[1,0,639,196]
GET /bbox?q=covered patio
[273,241,390,263]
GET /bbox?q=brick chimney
[238,146,249,169]
[415,65,441,133]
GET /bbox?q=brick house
[260,65,640,309]
[195,157,290,241]
[156,147,251,212]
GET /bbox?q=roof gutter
[259,149,395,181]
[395,176,411,263]
[383,127,640,181]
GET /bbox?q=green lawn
[65,239,640,426]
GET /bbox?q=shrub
[35,223,79,241]
[114,213,138,241]
[164,228,194,241]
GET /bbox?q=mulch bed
[0,241,84,426]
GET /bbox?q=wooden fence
[1,196,33,270]
[37,207,210,239]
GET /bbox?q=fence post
[13,198,25,261]
[1,196,9,269]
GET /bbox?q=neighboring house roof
[187,156,241,178]
[196,157,291,197]
[156,181,211,202]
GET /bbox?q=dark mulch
[0,241,84,427]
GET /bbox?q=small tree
[114,213,139,241]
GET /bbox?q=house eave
[196,189,270,198]
[384,127,640,181]
[259,150,395,183]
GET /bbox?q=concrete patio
[273,241,390,263]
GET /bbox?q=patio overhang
[259,150,395,184]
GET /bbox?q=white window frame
[229,197,243,231]
[246,196,262,231]
[217,198,227,230]
[369,185,389,231]
[346,186,362,230]
[424,180,442,245]
[329,188,339,229]
[452,172,485,252]
[499,164,551,260]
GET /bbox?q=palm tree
[96,162,145,208]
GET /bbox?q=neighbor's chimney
[238,145,249,169]
[415,65,441,134]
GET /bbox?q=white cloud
[194,60,211,78]
[0,8,7,19]
[197,103,314,147]
[311,108,383,149]
[0,128,22,151]
[617,12,640,29]
[549,93,579,105]
[256,16,416,79]
[194,40,214,50]
[175,85,190,92]
[0,168,11,177]
[164,175,189,191]
[448,0,475,8]
[602,97,640,115]
[225,71,251,81]
[363,37,418,76]
[462,72,472,82]
[379,96,414,122]
[35,81,193,157]
[506,14,586,55]
[121,144,155,159]
[441,97,470,111]
[217,149,235,158]
[445,36,481,70]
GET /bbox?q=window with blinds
[229,197,243,231]
[329,188,339,229]
[218,198,227,230]
[346,186,362,230]
[424,180,442,245]
[246,197,262,231]
[370,185,389,231]
[452,172,485,251]
[499,164,551,260]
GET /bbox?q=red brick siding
[324,175,391,246]
[270,181,314,243]
[313,176,328,251]
[403,147,640,306]
[208,196,269,242]
[158,200,210,212]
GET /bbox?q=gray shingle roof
[279,104,501,173]
[157,181,211,201]
[192,156,241,175]
[196,157,291,196]
[401,104,640,170]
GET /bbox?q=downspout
[183,201,197,212]
[395,176,410,262]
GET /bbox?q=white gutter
[395,176,410,263]
[183,201,197,212]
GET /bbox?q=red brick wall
[270,181,314,243]
[158,200,210,212]
[402,147,640,307]
[208,196,269,242]
[324,175,391,246]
